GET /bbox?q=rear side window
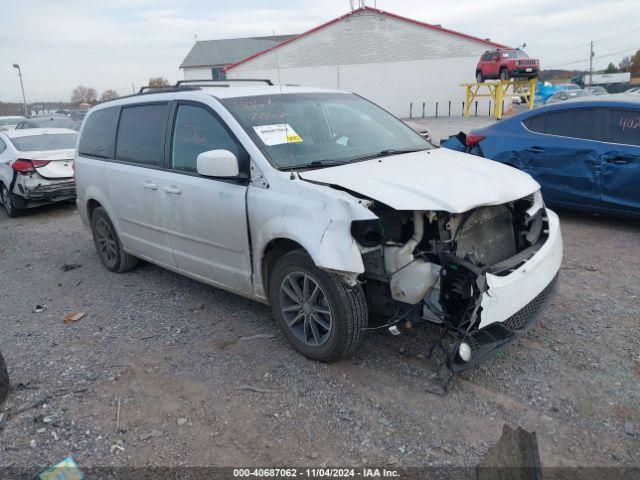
[610,109,640,146]
[79,107,118,158]
[524,114,546,133]
[170,104,248,173]
[116,104,169,167]
[545,109,598,141]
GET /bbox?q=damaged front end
[352,190,557,372]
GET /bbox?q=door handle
[142,181,158,190]
[163,186,181,195]
[604,157,630,165]
[525,146,544,153]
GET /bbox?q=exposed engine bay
[351,191,548,373]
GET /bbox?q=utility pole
[588,41,594,87]
[12,64,28,116]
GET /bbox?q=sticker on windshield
[253,124,302,146]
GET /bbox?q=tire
[500,68,510,81]
[90,206,138,272]
[0,350,9,406]
[269,250,367,362]
[1,184,20,218]
[476,71,483,83]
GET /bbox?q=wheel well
[87,199,102,220]
[261,238,306,298]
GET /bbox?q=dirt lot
[0,197,639,470]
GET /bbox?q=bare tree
[148,77,170,88]
[71,85,98,105]
[619,55,633,72]
[99,89,119,102]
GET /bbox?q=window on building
[212,68,226,80]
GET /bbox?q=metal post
[588,41,594,87]
[462,101,465,117]
[435,102,439,118]
[12,64,28,116]
[489,100,492,115]
[409,102,413,119]
[422,102,425,118]
[448,101,451,116]
[474,101,478,117]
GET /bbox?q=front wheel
[500,68,510,81]
[269,250,367,362]
[476,71,483,83]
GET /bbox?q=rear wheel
[90,207,138,272]
[1,184,20,218]
[476,71,483,83]
[500,68,510,81]
[269,250,367,362]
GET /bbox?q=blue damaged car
[442,95,640,217]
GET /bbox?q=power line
[545,45,639,69]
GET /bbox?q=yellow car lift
[460,77,537,120]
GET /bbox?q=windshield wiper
[285,160,349,171]
[348,148,430,163]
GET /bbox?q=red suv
[476,49,539,82]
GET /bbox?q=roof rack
[175,78,274,86]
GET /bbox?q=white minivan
[75,80,562,371]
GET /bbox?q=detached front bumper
[448,209,562,372]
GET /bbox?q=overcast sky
[1,0,638,102]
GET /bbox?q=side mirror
[196,149,239,178]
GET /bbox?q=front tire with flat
[269,250,367,362]
[90,206,138,272]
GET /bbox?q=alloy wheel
[279,271,333,347]
[94,217,118,267]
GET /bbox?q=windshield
[222,92,432,169]
[11,133,78,151]
[502,50,528,59]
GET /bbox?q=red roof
[226,6,509,72]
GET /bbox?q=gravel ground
[0,199,639,470]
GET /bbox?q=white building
[224,7,508,118]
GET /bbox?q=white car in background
[0,128,77,217]
[0,116,27,131]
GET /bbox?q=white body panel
[104,162,177,267]
[480,210,562,327]
[299,150,540,212]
